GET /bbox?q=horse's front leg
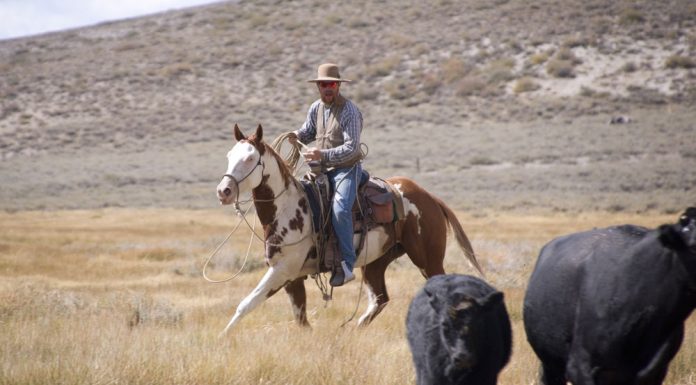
[220,266,293,336]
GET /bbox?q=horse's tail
[434,196,484,276]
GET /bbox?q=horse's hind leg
[357,247,402,327]
[284,276,310,327]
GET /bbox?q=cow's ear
[658,224,687,251]
[424,287,440,309]
[234,124,246,141]
[448,297,475,319]
[680,207,696,226]
[477,291,504,308]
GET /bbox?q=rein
[223,145,310,248]
[222,155,264,211]
[202,203,255,283]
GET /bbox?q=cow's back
[523,225,650,365]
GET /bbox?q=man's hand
[302,147,321,161]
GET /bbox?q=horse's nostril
[223,188,231,197]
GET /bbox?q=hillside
[1,0,695,213]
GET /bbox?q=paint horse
[216,124,481,335]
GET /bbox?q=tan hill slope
[0,0,694,212]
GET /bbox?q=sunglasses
[318,81,338,88]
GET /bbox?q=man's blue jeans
[327,164,363,271]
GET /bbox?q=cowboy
[289,63,364,287]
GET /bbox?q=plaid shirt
[296,96,363,168]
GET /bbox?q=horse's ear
[255,124,263,142]
[234,124,245,141]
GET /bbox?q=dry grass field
[1,208,694,384]
[1,0,695,383]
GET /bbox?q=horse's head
[216,124,266,205]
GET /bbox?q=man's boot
[330,260,355,287]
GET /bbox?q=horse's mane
[247,133,295,188]
[265,143,295,188]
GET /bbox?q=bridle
[221,148,309,248]
[222,154,264,210]
[221,150,291,212]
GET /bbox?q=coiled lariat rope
[270,132,306,175]
[202,203,256,283]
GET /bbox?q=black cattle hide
[407,274,512,385]
[523,207,696,385]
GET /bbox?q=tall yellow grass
[0,209,693,384]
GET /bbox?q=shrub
[562,36,590,48]
[366,55,401,78]
[513,77,541,94]
[529,52,549,66]
[353,85,379,102]
[622,61,638,72]
[347,17,370,28]
[324,15,341,26]
[469,156,499,166]
[419,73,442,95]
[409,43,429,57]
[389,33,415,48]
[665,55,696,69]
[484,58,516,84]
[555,47,582,65]
[455,76,486,97]
[159,62,194,78]
[384,78,415,101]
[248,14,268,27]
[620,8,645,24]
[546,59,575,78]
[135,248,183,262]
[442,57,472,82]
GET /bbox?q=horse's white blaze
[217,142,263,205]
[226,142,259,177]
[392,182,422,235]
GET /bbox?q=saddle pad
[300,180,322,233]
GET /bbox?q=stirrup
[330,261,355,287]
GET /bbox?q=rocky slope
[1,0,694,212]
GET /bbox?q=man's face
[317,81,339,104]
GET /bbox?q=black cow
[523,207,696,385]
[406,274,512,385]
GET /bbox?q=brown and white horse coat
[216,124,480,335]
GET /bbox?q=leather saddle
[300,170,405,274]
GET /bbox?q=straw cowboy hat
[307,63,352,83]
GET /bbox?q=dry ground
[1,208,694,384]
[0,1,695,383]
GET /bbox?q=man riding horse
[289,63,363,287]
